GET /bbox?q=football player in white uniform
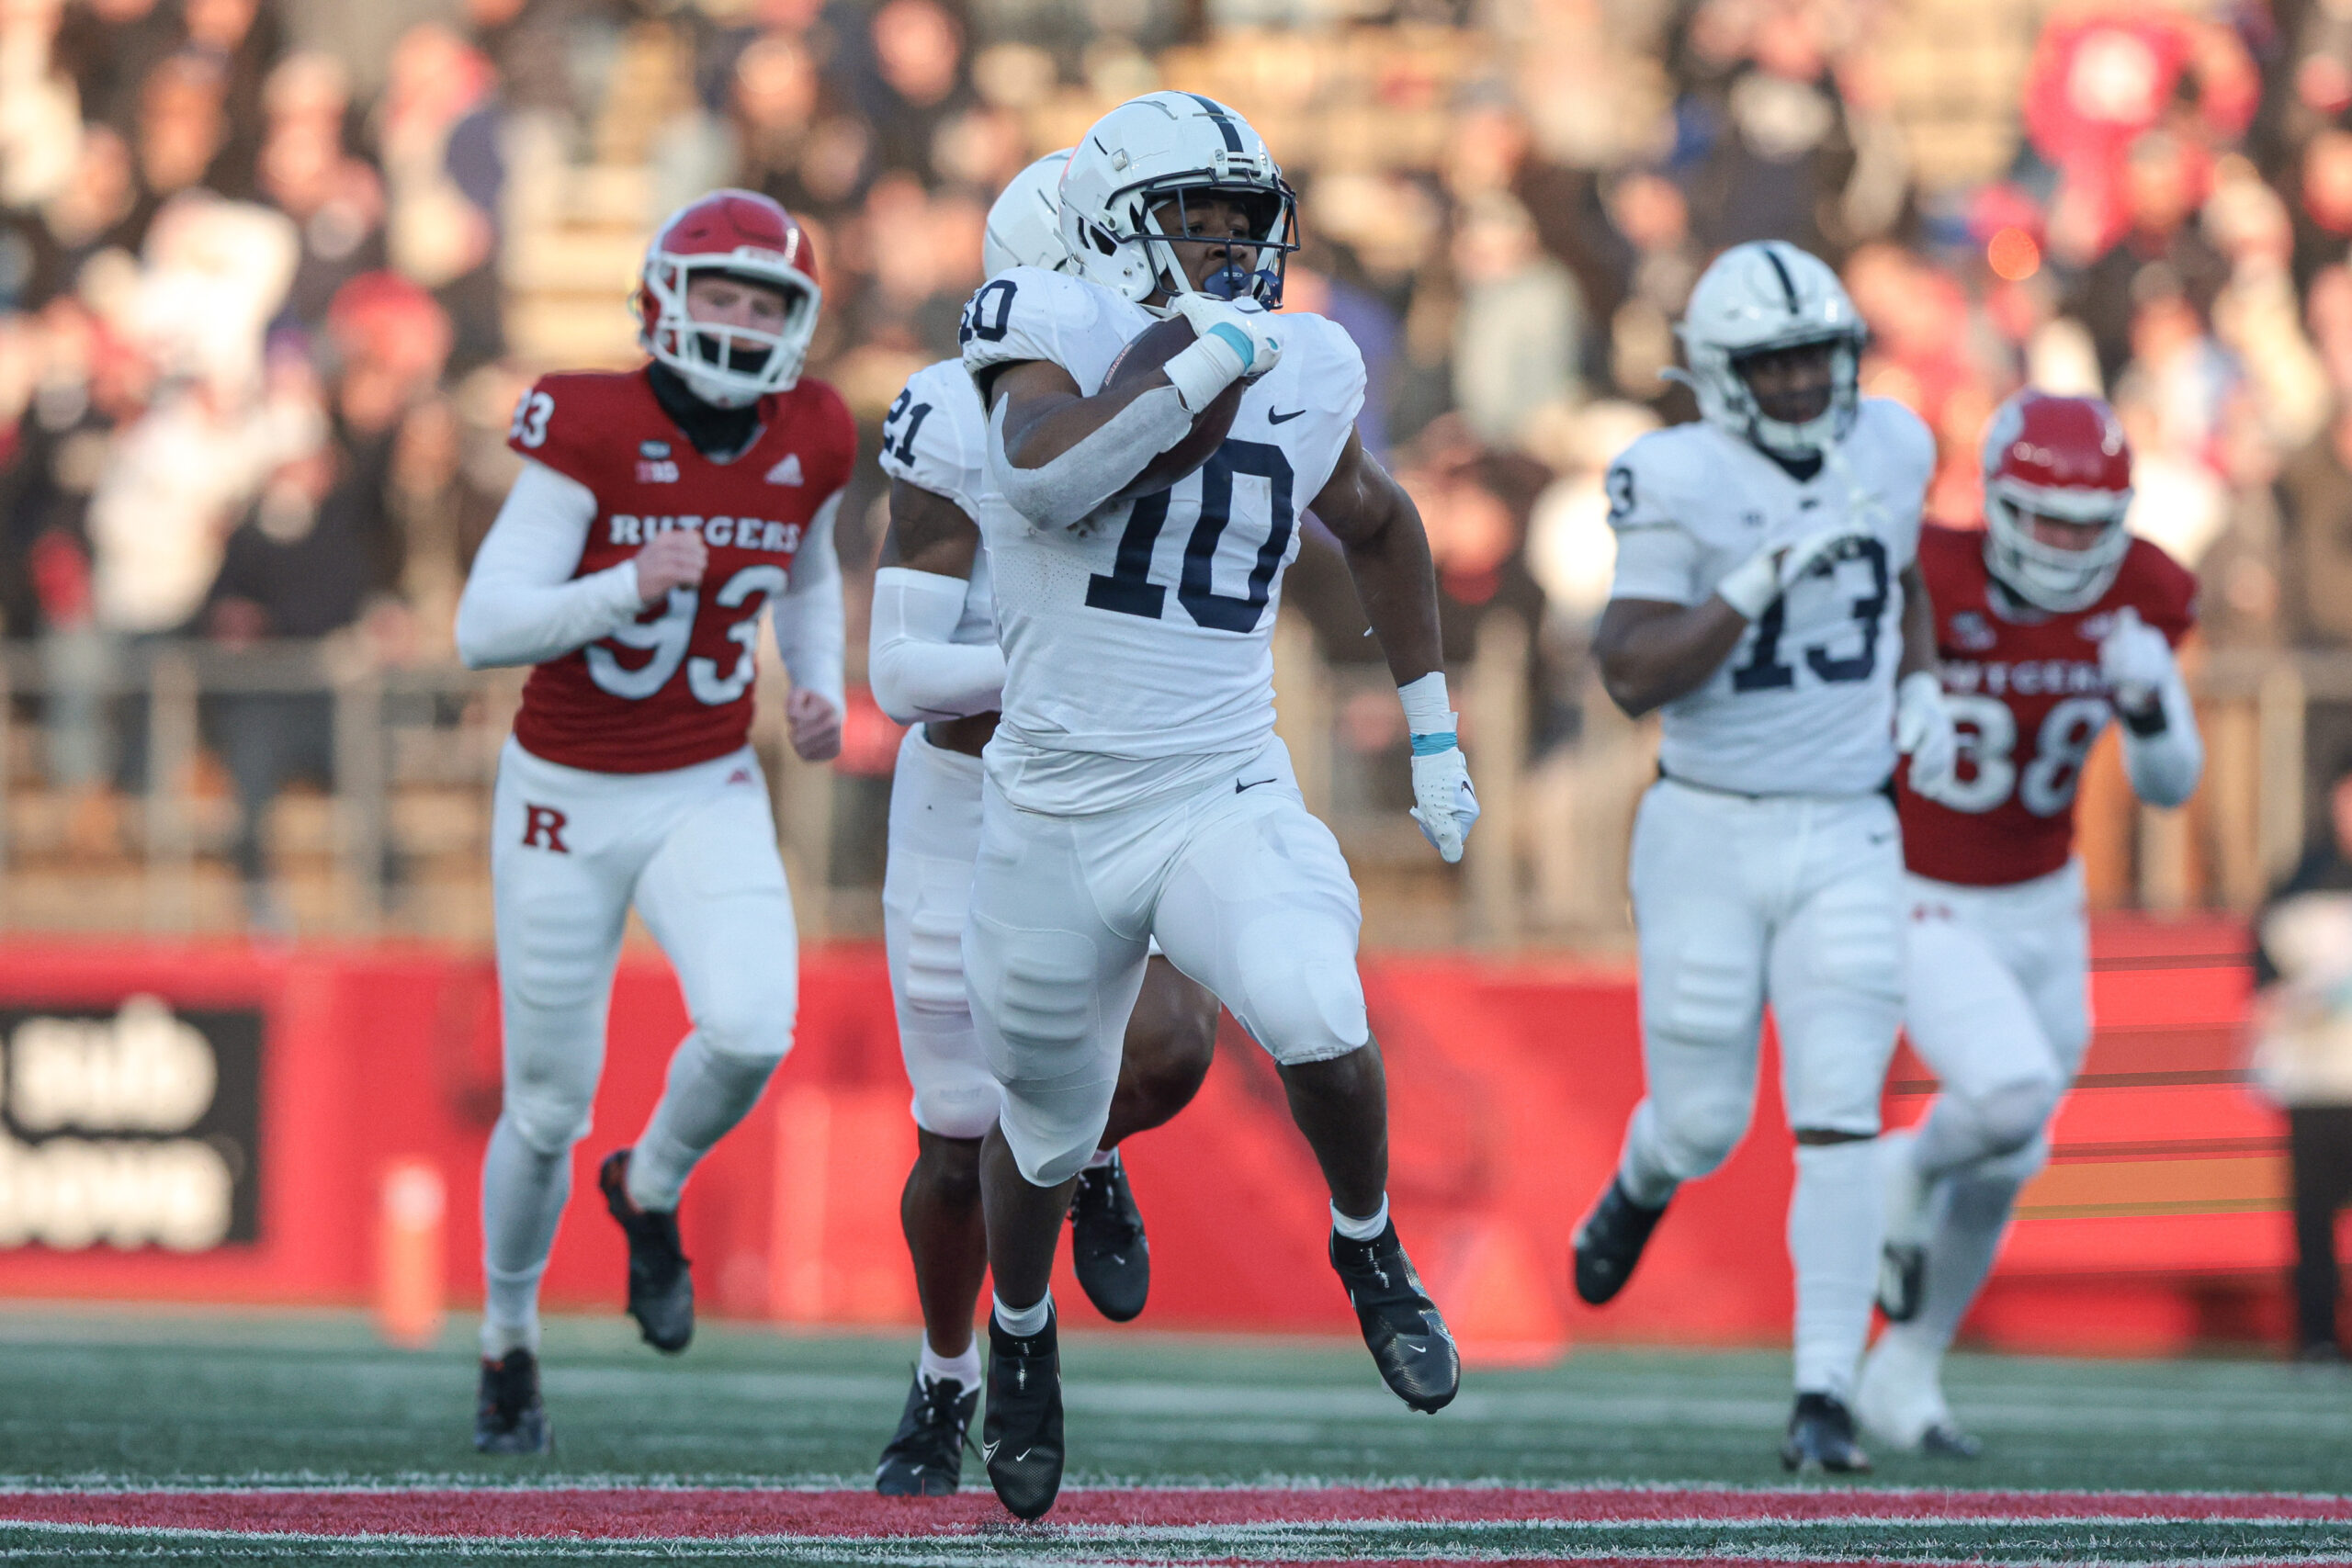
[956,92,1479,1519]
[865,151,1219,1497]
[1569,241,1957,1473]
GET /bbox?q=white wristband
[1161,333,1248,413]
[1714,548,1781,619]
[1398,671,1454,737]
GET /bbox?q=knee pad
[1965,1076,2064,1160]
[500,1072,595,1158]
[968,916,1120,1187]
[690,976,797,1069]
[1971,1130,2049,1191]
[1230,923,1367,1066]
[902,1022,1001,1141]
[1647,1081,1752,1180]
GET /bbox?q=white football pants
[1884,859,2089,1350]
[965,736,1365,1187]
[480,739,797,1348]
[882,728,1001,1141]
[1617,776,1905,1397]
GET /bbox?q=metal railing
[0,626,2316,946]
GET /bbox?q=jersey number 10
[1085,440,1296,635]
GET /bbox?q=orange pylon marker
[376,1158,447,1350]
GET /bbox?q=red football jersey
[503,367,854,773]
[1897,523,2196,886]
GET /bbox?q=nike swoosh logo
[1268,408,1305,424]
[1868,831,1893,845]
[1236,777,1278,793]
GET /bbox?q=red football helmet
[637,189,821,408]
[1979,390,2134,612]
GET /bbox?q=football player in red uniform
[453,190,854,1453]
[1859,392,2201,1455]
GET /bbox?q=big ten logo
[0,997,264,1252]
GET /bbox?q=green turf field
[0,1306,2347,1562]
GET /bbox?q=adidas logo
[765,454,803,486]
[725,767,752,785]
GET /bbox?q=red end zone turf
[1,1483,2346,1540]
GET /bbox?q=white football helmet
[1675,241,1865,460]
[982,150,1073,276]
[1058,91,1298,310]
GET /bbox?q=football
[1102,314,1243,495]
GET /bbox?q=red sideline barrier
[0,931,2290,1358]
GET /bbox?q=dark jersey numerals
[1729,536,1888,693]
[1086,439,1296,635]
[881,389,933,465]
[957,278,1017,344]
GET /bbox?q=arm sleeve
[867,566,1005,724]
[454,460,641,670]
[1603,445,1705,604]
[772,489,845,713]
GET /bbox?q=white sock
[919,1337,982,1390]
[628,1032,779,1211]
[1331,1193,1389,1240]
[1908,1166,2027,1348]
[992,1291,1052,1337]
[1788,1139,1883,1401]
[1084,1148,1117,1170]
[1615,1100,1681,1209]
[479,1115,569,1358]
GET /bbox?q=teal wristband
[1204,321,1255,371]
[1409,731,1458,757]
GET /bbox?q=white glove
[1896,669,1958,798]
[2099,606,2174,717]
[1409,739,1480,864]
[1166,291,1283,405]
[1714,525,1873,619]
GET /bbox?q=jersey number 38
[1932,694,2107,817]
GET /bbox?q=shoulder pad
[504,371,628,489]
[1601,425,1702,537]
[877,357,987,520]
[958,266,1100,376]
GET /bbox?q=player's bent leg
[613,769,801,1353]
[1154,776,1456,1413]
[1065,958,1218,1325]
[1581,784,1770,1305]
[479,747,638,1452]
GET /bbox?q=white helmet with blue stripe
[982,150,1073,276]
[1057,90,1299,311]
[1675,240,1866,460]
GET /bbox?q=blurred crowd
[6,0,2352,905]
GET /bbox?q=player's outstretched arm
[868,479,1004,725]
[1313,430,1479,862]
[456,460,684,670]
[774,491,846,760]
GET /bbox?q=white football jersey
[1605,398,1936,796]
[877,355,996,649]
[962,265,1365,814]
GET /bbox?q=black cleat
[876,1369,979,1496]
[1329,1220,1459,1414]
[473,1349,550,1454]
[1069,1153,1149,1322]
[1781,1392,1871,1473]
[1572,1178,1667,1306]
[1919,1419,1983,1460]
[1877,1241,1926,1323]
[598,1149,694,1353]
[981,1309,1064,1519]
